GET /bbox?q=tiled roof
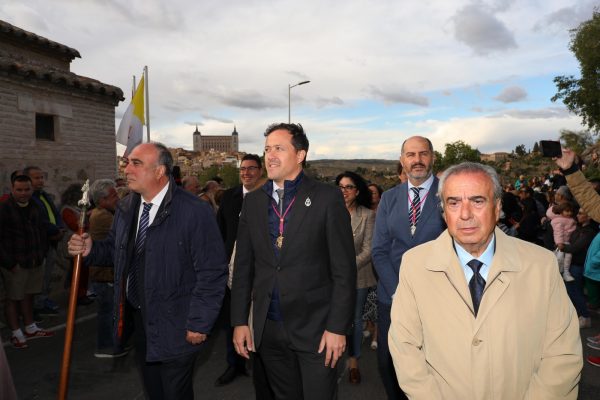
[0,20,80,60]
[0,20,123,103]
[0,50,124,104]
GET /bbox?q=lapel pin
[305,197,311,207]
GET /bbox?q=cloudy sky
[2,0,595,160]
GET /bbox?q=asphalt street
[3,291,600,400]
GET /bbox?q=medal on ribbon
[272,197,296,249]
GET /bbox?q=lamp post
[288,80,310,123]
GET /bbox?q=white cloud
[493,85,528,103]
[0,0,588,160]
[452,4,518,55]
[368,85,429,107]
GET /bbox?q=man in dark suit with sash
[231,123,356,399]
[371,136,446,399]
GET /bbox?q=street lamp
[288,80,310,123]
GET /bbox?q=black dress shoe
[215,366,238,386]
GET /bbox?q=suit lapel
[397,184,412,238]
[233,186,243,216]
[255,189,274,262]
[474,229,519,332]
[279,177,316,258]
[428,230,521,328]
[426,231,476,315]
[414,178,440,240]
[351,206,362,234]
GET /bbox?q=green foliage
[559,129,594,154]
[433,150,444,173]
[514,144,527,156]
[552,10,600,133]
[197,164,241,188]
[532,142,540,153]
[437,141,480,170]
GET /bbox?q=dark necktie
[276,188,284,214]
[467,259,485,316]
[128,202,152,308]
[409,187,423,227]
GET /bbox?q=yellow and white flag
[116,76,145,157]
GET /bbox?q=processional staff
[58,180,90,400]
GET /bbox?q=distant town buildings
[0,19,123,197]
[480,152,510,162]
[117,147,245,179]
[192,125,239,153]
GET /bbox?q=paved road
[3,292,600,399]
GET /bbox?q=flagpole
[132,75,136,98]
[144,66,150,142]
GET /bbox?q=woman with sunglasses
[335,171,376,385]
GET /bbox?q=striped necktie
[128,202,152,308]
[409,187,423,227]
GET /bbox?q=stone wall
[0,76,117,200]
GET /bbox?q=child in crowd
[549,202,577,282]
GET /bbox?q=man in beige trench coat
[389,162,582,400]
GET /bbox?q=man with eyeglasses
[215,154,268,392]
[371,136,445,399]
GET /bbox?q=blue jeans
[92,282,116,351]
[349,287,370,359]
[565,264,589,318]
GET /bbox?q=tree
[433,150,445,173]
[559,129,594,154]
[532,142,540,153]
[197,164,241,189]
[552,10,600,133]
[439,141,480,169]
[514,144,527,157]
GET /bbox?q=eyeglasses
[240,166,259,172]
[339,184,357,191]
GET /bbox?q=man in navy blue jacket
[69,143,227,400]
[371,136,445,399]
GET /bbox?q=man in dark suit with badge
[231,123,356,399]
[371,136,446,399]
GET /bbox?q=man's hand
[186,330,207,345]
[67,233,92,257]
[555,148,576,170]
[318,330,346,368]
[233,325,253,359]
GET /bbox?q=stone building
[192,125,239,153]
[480,152,510,162]
[0,20,123,198]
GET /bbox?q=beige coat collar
[422,228,522,328]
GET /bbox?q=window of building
[35,113,55,141]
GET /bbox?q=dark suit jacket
[216,185,244,259]
[88,180,228,362]
[371,178,446,305]
[230,175,357,352]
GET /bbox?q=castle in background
[193,125,239,153]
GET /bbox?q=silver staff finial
[78,180,91,208]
